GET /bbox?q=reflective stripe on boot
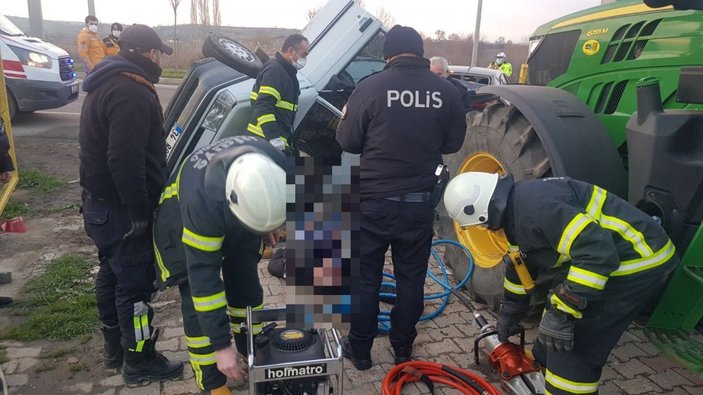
[122,328,184,386]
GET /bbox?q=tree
[212,0,221,26]
[435,30,446,41]
[168,0,182,40]
[307,6,321,21]
[376,7,395,27]
[190,0,199,24]
[495,36,506,46]
[448,33,462,41]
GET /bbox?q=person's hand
[496,299,527,342]
[122,220,148,239]
[0,171,13,183]
[215,346,246,381]
[267,231,280,247]
[538,308,575,352]
[269,137,287,152]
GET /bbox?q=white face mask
[496,58,505,65]
[292,56,307,70]
[112,30,121,38]
[88,24,98,33]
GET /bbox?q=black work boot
[393,346,412,365]
[0,296,13,308]
[341,336,372,370]
[122,328,184,385]
[100,324,124,369]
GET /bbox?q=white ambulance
[1,14,79,119]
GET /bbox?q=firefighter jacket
[336,55,466,200]
[492,176,677,319]
[153,135,287,350]
[247,53,300,147]
[77,27,106,71]
[103,35,120,56]
[0,116,13,173]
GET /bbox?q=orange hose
[382,361,501,395]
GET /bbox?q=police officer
[79,24,182,384]
[336,25,466,370]
[104,23,122,56]
[153,135,287,394]
[247,33,309,154]
[488,51,513,78]
[443,172,679,394]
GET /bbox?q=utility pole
[27,0,43,38]
[470,0,483,67]
[88,0,96,16]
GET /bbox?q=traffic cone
[1,216,27,233]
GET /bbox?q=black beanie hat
[383,25,424,59]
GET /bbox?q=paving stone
[421,339,462,357]
[0,340,23,348]
[618,329,646,345]
[150,300,176,309]
[648,370,694,390]
[162,378,200,395]
[671,367,703,385]
[344,381,379,395]
[100,374,124,387]
[118,381,161,395]
[162,350,189,363]
[683,385,703,394]
[370,344,394,365]
[1,359,20,375]
[17,357,39,372]
[344,364,386,385]
[157,337,181,352]
[429,324,465,342]
[600,381,625,395]
[612,342,650,362]
[664,387,692,395]
[636,341,661,356]
[615,376,663,394]
[613,358,656,379]
[65,382,94,393]
[6,347,42,359]
[641,355,677,373]
[600,365,624,382]
[162,326,185,340]
[183,363,194,381]
[94,389,117,395]
[5,374,28,387]
[431,313,470,328]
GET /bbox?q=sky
[2,0,603,42]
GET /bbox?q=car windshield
[0,15,25,36]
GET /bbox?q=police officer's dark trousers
[179,232,263,391]
[533,258,678,394]
[350,198,435,358]
[82,194,156,354]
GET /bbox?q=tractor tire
[438,101,556,310]
[7,89,17,120]
[202,34,263,78]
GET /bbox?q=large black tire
[7,88,17,120]
[202,34,263,78]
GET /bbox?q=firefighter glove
[123,220,148,240]
[269,137,287,152]
[496,298,528,342]
[538,308,575,352]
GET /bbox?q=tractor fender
[479,85,628,198]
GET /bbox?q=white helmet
[443,172,500,227]
[225,152,286,234]
[497,52,506,58]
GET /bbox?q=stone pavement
[2,253,703,394]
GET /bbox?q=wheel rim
[217,38,256,63]
[453,152,510,269]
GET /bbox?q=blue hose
[377,239,475,334]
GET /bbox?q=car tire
[202,33,263,78]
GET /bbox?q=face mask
[292,56,307,70]
[496,58,504,65]
[88,24,98,33]
[112,31,121,38]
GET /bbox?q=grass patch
[69,362,89,373]
[40,348,74,360]
[1,199,30,220]
[19,169,65,193]
[0,346,8,364]
[0,254,98,341]
[34,362,57,373]
[161,68,186,79]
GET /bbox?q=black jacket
[247,53,300,145]
[446,77,472,114]
[0,116,13,173]
[153,135,287,350]
[493,176,677,316]
[336,56,466,199]
[79,54,166,221]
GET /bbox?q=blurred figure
[76,15,107,74]
[104,23,123,56]
[430,56,472,113]
[488,51,513,78]
[0,114,14,308]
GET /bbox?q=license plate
[70,83,79,94]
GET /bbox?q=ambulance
[1,14,78,119]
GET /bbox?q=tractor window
[528,30,581,86]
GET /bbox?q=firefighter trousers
[533,257,678,394]
[82,196,156,352]
[180,235,264,391]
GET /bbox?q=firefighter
[336,25,466,370]
[76,15,107,74]
[104,23,122,56]
[153,135,287,394]
[488,52,512,78]
[247,33,308,154]
[443,172,679,394]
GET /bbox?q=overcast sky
[3,0,602,42]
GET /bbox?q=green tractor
[438,0,703,352]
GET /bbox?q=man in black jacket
[79,24,182,384]
[443,172,678,395]
[430,56,472,113]
[336,25,466,370]
[0,114,14,308]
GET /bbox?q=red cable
[382,361,502,395]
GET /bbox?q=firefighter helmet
[443,172,500,227]
[225,152,286,234]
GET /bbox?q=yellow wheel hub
[453,152,510,269]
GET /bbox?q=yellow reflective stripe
[612,240,675,276]
[192,291,227,312]
[231,322,263,334]
[555,254,570,268]
[557,213,593,257]
[185,335,211,349]
[503,277,527,295]
[258,86,281,101]
[585,186,606,223]
[192,362,205,390]
[257,113,276,125]
[546,369,599,394]
[600,214,653,258]
[131,340,145,352]
[247,123,265,138]
[182,227,224,252]
[250,91,259,100]
[567,266,608,290]
[227,304,264,318]
[153,237,170,283]
[550,293,583,319]
[159,182,179,204]
[189,351,217,365]
[275,100,297,111]
[175,159,188,201]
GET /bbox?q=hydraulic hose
[377,239,474,334]
[382,360,501,395]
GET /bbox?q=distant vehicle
[448,66,509,112]
[0,14,78,119]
